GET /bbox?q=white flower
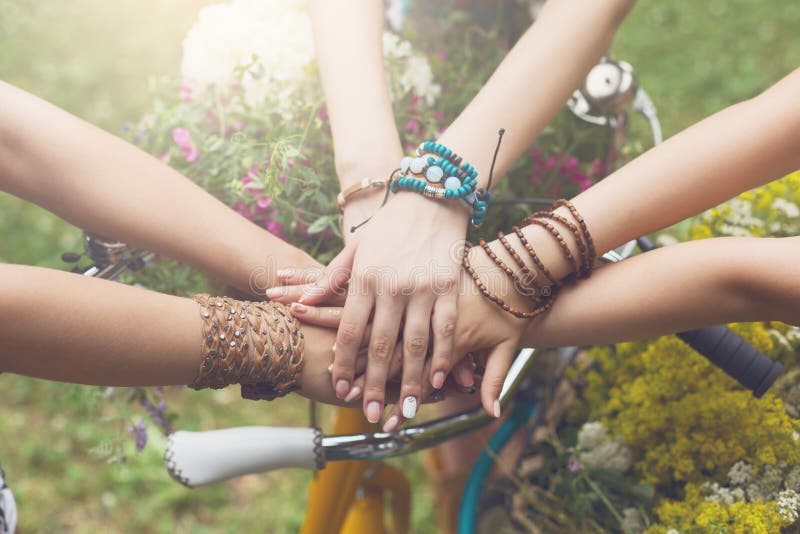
[771,197,800,218]
[181,0,314,99]
[777,489,800,523]
[382,32,441,105]
[728,461,755,486]
[575,422,632,472]
[665,530,681,534]
[181,0,440,109]
[621,508,644,534]
[577,421,607,451]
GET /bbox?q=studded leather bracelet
[189,294,304,401]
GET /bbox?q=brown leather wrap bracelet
[189,294,305,401]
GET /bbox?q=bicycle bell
[568,56,639,124]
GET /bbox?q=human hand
[281,239,533,425]
[270,191,470,424]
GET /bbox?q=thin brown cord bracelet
[462,244,554,319]
[497,231,542,299]
[530,211,591,278]
[512,225,556,286]
[523,217,581,277]
[189,294,304,401]
[553,198,597,271]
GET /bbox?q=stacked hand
[269,228,531,431]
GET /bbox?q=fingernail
[327,363,333,374]
[276,268,293,278]
[493,399,501,418]
[402,396,418,419]
[366,401,382,423]
[344,385,362,403]
[431,371,446,389]
[265,287,285,299]
[290,302,308,314]
[335,379,350,399]
[332,343,337,352]
[382,415,400,433]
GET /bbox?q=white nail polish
[402,396,417,419]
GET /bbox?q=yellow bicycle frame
[301,407,411,534]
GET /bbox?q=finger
[266,283,314,304]
[299,242,357,305]
[349,340,402,404]
[275,266,324,285]
[480,341,518,418]
[429,282,458,389]
[289,303,344,328]
[331,289,374,400]
[398,295,435,423]
[363,296,405,423]
[451,357,477,394]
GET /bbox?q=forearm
[438,0,635,183]
[0,263,344,404]
[0,82,315,295]
[309,0,402,187]
[571,67,800,256]
[523,236,800,347]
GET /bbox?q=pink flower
[256,197,272,210]
[231,119,244,130]
[179,82,193,102]
[560,156,580,176]
[432,111,444,121]
[172,128,191,147]
[433,50,448,61]
[278,173,287,184]
[571,172,592,191]
[409,93,420,109]
[590,158,606,179]
[405,118,421,132]
[317,106,329,121]
[183,146,199,163]
[567,456,584,474]
[233,202,253,220]
[158,153,171,164]
[265,219,284,239]
[544,155,558,170]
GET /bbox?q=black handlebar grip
[677,325,782,398]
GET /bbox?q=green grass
[0,0,798,531]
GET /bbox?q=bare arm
[0,263,340,405]
[0,81,316,295]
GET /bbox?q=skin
[269,66,800,425]
[306,0,637,423]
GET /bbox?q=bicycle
[68,55,783,533]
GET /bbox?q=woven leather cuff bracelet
[189,294,305,401]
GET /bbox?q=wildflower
[266,219,284,239]
[776,490,800,523]
[728,461,754,486]
[127,419,148,452]
[567,456,584,474]
[621,508,644,534]
[179,81,193,102]
[172,127,199,163]
[405,118,421,132]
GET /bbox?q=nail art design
[402,396,417,419]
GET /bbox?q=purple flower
[567,456,584,474]
[127,419,148,452]
[560,156,580,176]
[139,394,173,436]
[405,118,421,132]
[317,106,329,121]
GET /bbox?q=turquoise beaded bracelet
[391,140,492,227]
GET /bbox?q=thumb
[298,241,356,305]
[479,340,518,418]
